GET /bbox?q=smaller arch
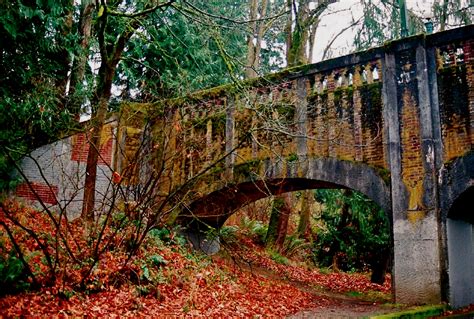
[445,186,474,308]
[321,77,328,92]
[448,187,474,223]
[335,73,343,87]
[439,152,474,221]
[439,152,474,308]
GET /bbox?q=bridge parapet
[151,47,391,195]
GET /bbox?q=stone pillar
[382,40,442,304]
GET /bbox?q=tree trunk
[307,20,320,63]
[81,8,140,220]
[285,0,293,64]
[265,193,291,249]
[274,194,290,248]
[68,0,95,119]
[286,0,332,66]
[245,0,268,79]
[439,0,449,31]
[330,189,351,270]
[287,22,309,66]
[54,0,74,106]
[370,247,390,284]
[245,0,258,78]
[297,190,312,239]
[81,62,114,221]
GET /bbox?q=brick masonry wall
[15,121,117,218]
[16,182,59,205]
[399,87,424,212]
[437,39,473,162]
[306,62,387,169]
[467,39,474,146]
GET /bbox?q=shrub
[0,250,30,295]
[268,250,289,265]
[312,189,390,272]
[281,235,311,258]
[240,217,267,244]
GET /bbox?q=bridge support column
[383,43,442,304]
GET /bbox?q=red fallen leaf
[0,203,392,318]
[112,171,122,184]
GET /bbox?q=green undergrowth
[370,305,446,319]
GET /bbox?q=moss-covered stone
[369,304,446,319]
[360,82,383,136]
[287,153,298,162]
[233,159,262,180]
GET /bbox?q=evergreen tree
[313,189,390,282]
[0,0,75,191]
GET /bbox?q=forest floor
[0,217,472,318]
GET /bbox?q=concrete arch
[180,157,391,228]
[438,152,474,308]
[439,152,474,222]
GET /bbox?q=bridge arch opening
[225,187,392,280]
[446,186,474,308]
[180,155,394,299]
[185,177,391,229]
[181,157,392,229]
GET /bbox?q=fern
[240,217,267,243]
[281,235,311,258]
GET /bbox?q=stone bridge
[17,25,474,307]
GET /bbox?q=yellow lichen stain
[398,89,427,224]
[235,148,252,164]
[296,163,305,178]
[406,180,424,212]
[443,115,470,161]
[125,126,142,136]
[407,210,426,224]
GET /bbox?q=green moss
[345,86,354,97]
[199,162,226,185]
[333,87,344,100]
[265,197,286,246]
[334,88,344,118]
[307,90,329,101]
[212,116,226,134]
[360,82,383,136]
[190,117,208,130]
[382,33,425,53]
[276,103,295,120]
[190,112,226,133]
[233,159,262,180]
[319,91,329,116]
[370,304,446,319]
[287,153,298,162]
[375,167,391,185]
[209,162,225,175]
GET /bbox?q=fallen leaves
[0,202,392,317]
